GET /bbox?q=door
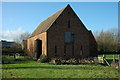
[34,39,42,59]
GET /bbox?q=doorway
[34,39,42,60]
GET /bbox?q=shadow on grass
[1,78,119,80]
[2,78,120,80]
[2,64,105,70]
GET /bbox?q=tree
[11,43,22,52]
[14,32,30,43]
[12,32,30,55]
[95,28,118,52]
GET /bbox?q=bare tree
[95,28,118,52]
[14,32,30,43]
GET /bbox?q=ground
[2,54,120,78]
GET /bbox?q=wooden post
[104,58,110,66]
[113,55,115,63]
[119,55,120,67]
[103,54,105,64]
[14,54,16,59]
[103,54,105,57]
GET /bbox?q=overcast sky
[1,2,118,41]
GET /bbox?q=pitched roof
[30,5,70,38]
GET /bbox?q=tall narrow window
[68,11,70,16]
[80,46,83,56]
[64,45,66,56]
[68,20,70,28]
[55,45,57,56]
[72,45,74,56]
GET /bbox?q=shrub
[66,58,78,64]
[38,55,50,63]
[49,58,62,65]
[49,57,99,65]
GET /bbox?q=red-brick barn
[27,5,97,59]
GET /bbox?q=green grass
[2,56,15,61]
[2,60,120,78]
[98,54,119,60]
[2,55,30,61]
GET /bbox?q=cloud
[0,28,26,41]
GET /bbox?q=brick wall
[27,32,47,58]
[47,6,94,59]
[88,31,98,57]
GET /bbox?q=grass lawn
[98,54,119,60]
[2,55,28,61]
[2,60,120,78]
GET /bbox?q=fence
[98,54,120,69]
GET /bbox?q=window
[68,20,70,28]
[72,45,74,56]
[80,46,83,56]
[65,32,74,43]
[55,45,57,56]
[68,11,70,16]
[64,45,66,56]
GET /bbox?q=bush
[49,58,79,65]
[38,56,101,65]
[37,55,50,63]
[49,58,62,65]
[66,58,79,65]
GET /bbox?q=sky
[1,2,118,41]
